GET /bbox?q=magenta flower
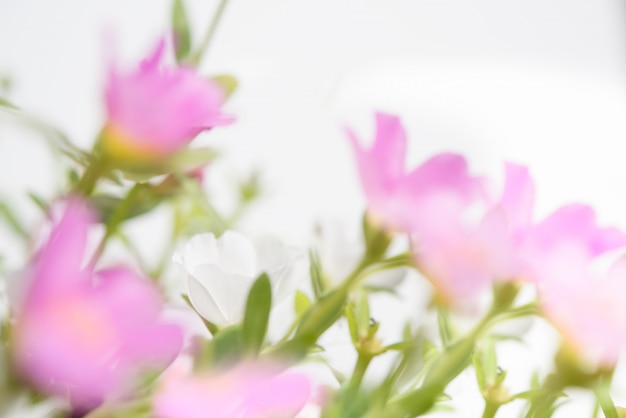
[12,199,183,409]
[540,258,626,367]
[153,360,311,418]
[103,39,233,160]
[412,163,534,306]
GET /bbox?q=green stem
[76,156,105,196]
[594,375,618,418]
[87,184,142,268]
[524,374,564,418]
[188,0,230,67]
[347,351,373,393]
[482,401,500,418]
[383,289,518,418]
[176,173,228,234]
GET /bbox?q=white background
[2,0,626,417]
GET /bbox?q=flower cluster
[2,3,626,418]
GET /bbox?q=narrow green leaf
[209,325,244,366]
[354,288,370,338]
[171,0,192,62]
[27,192,48,213]
[0,201,27,238]
[296,286,347,341]
[0,97,17,110]
[381,341,419,353]
[242,273,272,355]
[294,290,311,317]
[345,304,359,344]
[482,337,498,387]
[309,250,325,299]
[437,307,454,347]
[422,339,440,363]
[211,74,238,100]
[166,147,218,172]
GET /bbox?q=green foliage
[171,0,192,62]
[294,290,312,317]
[211,74,238,100]
[242,273,272,356]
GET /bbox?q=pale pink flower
[540,258,626,367]
[103,39,233,159]
[347,112,483,233]
[153,361,311,418]
[412,163,533,306]
[12,199,183,409]
[518,204,626,284]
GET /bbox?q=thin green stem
[76,156,105,196]
[188,0,230,67]
[382,285,524,418]
[88,184,142,269]
[524,374,564,418]
[482,401,500,418]
[176,173,228,234]
[594,375,618,418]
[347,351,373,393]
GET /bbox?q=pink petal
[499,163,534,232]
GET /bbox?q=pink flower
[12,199,183,409]
[540,258,626,367]
[347,112,483,233]
[519,204,626,284]
[103,39,233,160]
[153,360,311,418]
[412,163,533,306]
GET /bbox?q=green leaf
[172,0,192,62]
[381,341,419,353]
[296,286,347,341]
[0,97,17,110]
[354,288,370,338]
[267,286,348,361]
[437,307,454,347]
[166,147,218,172]
[294,290,311,317]
[0,201,27,238]
[90,188,161,224]
[345,304,359,344]
[242,273,272,355]
[209,325,244,367]
[309,250,325,299]
[211,74,238,100]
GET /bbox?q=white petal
[270,251,309,304]
[215,231,257,277]
[363,267,408,288]
[253,235,308,303]
[188,264,255,326]
[254,235,293,272]
[314,216,364,283]
[176,233,220,272]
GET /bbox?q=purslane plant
[2,2,626,418]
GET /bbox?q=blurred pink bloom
[12,199,183,409]
[540,258,626,367]
[519,204,626,284]
[103,39,233,159]
[153,360,311,418]
[413,163,533,306]
[347,112,483,233]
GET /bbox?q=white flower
[174,230,308,327]
[315,216,407,288]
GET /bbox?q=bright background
[2,1,626,416]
